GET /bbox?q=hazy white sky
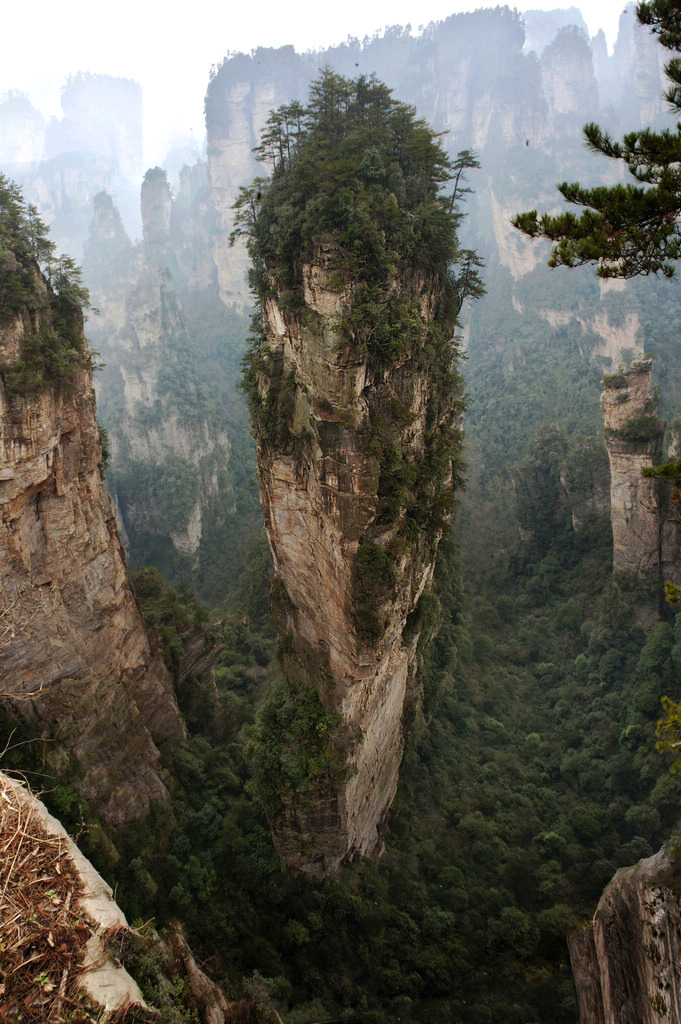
[2,0,634,164]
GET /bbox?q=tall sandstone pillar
[252,245,461,875]
[602,358,664,574]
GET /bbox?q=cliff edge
[569,846,681,1023]
[0,176,185,824]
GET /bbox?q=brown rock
[252,247,460,874]
[0,312,185,824]
[602,359,664,576]
[569,847,681,1024]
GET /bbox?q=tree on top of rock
[231,68,484,309]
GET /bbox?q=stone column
[602,359,664,574]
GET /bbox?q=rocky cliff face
[205,54,309,310]
[602,359,664,575]
[86,184,216,560]
[540,26,599,118]
[569,847,681,1024]
[0,299,185,825]
[1,74,143,258]
[251,242,461,874]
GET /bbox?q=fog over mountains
[0,3,671,597]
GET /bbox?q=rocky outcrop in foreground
[0,771,232,1024]
[569,847,681,1023]
[0,770,146,1016]
[0,302,185,824]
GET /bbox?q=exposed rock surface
[205,57,309,309]
[1,771,232,1024]
[253,244,459,874]
[602,359,664,575]
[568,847,681,1024]
[0,305,185,824]
[201,11,665,383]
[0,770,146,1014]
[540,26,599,118]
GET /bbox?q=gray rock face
[569,847,681,1024]
[0,305,185,824]
[602,360,665,575]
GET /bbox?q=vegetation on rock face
[233,71,481,823]
[233,69,483,342]
[605,414,665,443]
[235,67,478,582]
[245,675,348,820]
[0,174,95,397]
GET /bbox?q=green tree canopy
[513,0,681,278]
[0,174,94,395]
[231,68,484,309]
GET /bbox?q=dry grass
[0,771,99,1023]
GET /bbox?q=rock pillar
[602,359,664,574]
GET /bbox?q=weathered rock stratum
[0,292,185,824]
[569,847,681,1024]
[252,242,461,874]
[602,359,665,575]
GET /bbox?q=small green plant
[97,423,110,469]
[353,541,396,642]
[246,675,350,820]
[602,372,627,389]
